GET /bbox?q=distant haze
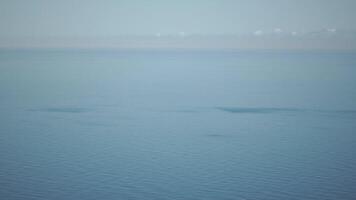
[1,0,356,49]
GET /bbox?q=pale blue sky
[0,0,356,49]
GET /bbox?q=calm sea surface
[1,49,356,200]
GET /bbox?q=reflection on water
[1,50,356,200]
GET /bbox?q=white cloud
[274,28,282,34]
[179,32,186,37]
[327,28,336,33]
[253,30,263,36]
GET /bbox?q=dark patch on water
[316,109,356,119]
[204,133,231,138]
[216,107,302,114]
[28,107,90,113]
[156,108,203,113]
[77,121,116,127]
[216,107,356,119]
[172,109,200,113]
[322,110,356,115]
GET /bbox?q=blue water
[1,49,356,200]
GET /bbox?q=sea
[1,49,356,200]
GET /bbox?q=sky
[1,0,356,49]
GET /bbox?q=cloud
[253,30,263,36]
[327,28,336,33]
[274,28,282,34]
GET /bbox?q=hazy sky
[1,0,356,36]
[1,0,356,49]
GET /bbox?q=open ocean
[1,49,356,200]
